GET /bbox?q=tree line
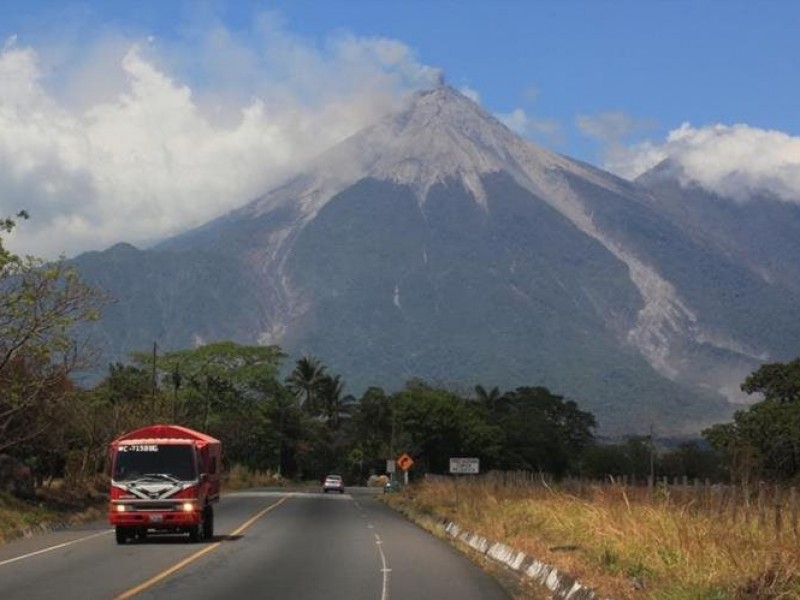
[5,338,603,484]
[4,213,800,488]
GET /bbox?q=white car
[323,474,345,494]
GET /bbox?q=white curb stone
[442,520,610,600]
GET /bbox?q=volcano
[74,86,800,433]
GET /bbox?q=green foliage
[317,373,346,428]
[1,213,106,456]
[0,210,28,264]
[285,355,327,415]
[658,442,724,481]
[71,356,601,481]
[129,342,288,471]
[491,386,597,476]
[704,357,800,482]
[351,387,392,465]
[581,444,623,477]
[5,284,609,488]
[394,381,503,474]
[104,363,152,405]
[149,341,285,389]
[582,438,725,482]
[741,358,800,403]
[705,399,800,481]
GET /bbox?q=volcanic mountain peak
[242,85,616,221]
[229,86,700,383]
[350,86,563,192]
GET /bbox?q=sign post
[397,453,414,487]
[449,458,480,506]
[449,458,480,475]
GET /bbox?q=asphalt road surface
[0,487,510,600]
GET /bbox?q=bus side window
[210,457,217,475]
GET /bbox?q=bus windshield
[113,444,197,482]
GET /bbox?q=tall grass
[391,476,800,599]
[223,464,286,490]
[0,488,106,544]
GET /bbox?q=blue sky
[1,0,799,256]
[4,0,797,158]
[273,1,800,150]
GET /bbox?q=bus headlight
[116,504,128,513]
[181,502,195,512]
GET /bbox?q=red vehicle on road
[108,424,221,544]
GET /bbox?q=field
[385,474,800,599]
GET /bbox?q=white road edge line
[376,533,390,600]
[0,530,112,568]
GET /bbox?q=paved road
[0,488,509,600]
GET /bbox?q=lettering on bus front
[118,445,158,452]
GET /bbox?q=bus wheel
[115,526,130,545]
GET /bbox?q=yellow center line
[115,496,289,600]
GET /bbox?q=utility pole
[277,396,286,478]
[152,341,158,412]
[649,424,656,489]
[171,362,181,422]
[389,395,397,483]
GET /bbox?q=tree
[741,358,800,404]
[351,387,393,468]
[266,385,304,477]
[0,212,106,453]
[490,387,597,476]
[704,357,800,482]
[581,443,631,479]
[286,356,327,415]
[659,441,724,481]
[474,384,501,413]
[318,374,345,429]
[131,341,286,469]
[393,381,501,474]
[135,342,284,422]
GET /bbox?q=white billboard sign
[449,457,480,474]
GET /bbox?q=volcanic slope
[76,86,800,433]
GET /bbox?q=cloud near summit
[596,120,800,204]
[0,17,440,259]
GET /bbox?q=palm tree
[475,384,502,413]
[286,356,326,415]
[318,374,345,429]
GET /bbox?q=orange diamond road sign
[397,453,414,471]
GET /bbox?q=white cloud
[491,84,562,145]
[606,123,800,202]
[601,140,666,181]
[576,111,656,143]
[459,85,480,103]
[496,108,561,142]
[575,111,659,180]
[0,17,440,258]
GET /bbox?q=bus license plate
[149,515,162,523]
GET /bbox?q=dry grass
[0,491,60,542]
[0,484,106,544]
[222,464,287,490]
[388,477,800,599]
